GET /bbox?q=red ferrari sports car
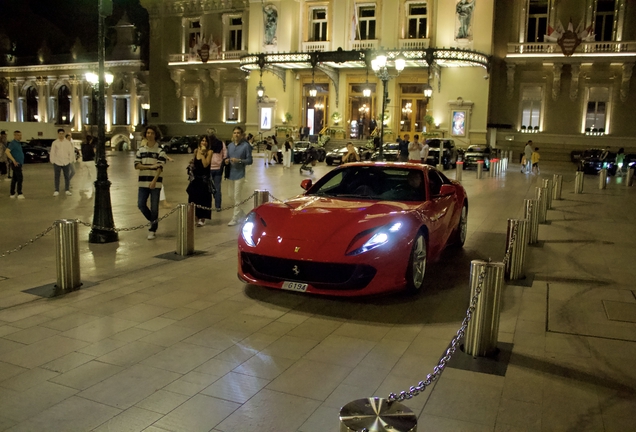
[238,162,468,296]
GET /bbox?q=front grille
[241,252,376,290]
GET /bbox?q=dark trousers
[10,164,23,195]
[53,164,72,192]
[210,169,223,210]
[138,187,161,232]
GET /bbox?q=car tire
[326,159,333,166]
[318,151,326,162]
[451,204,468,247]
[405,231,427,294]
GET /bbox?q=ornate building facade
[142,0,494,145]
[0,14,148,146]
[489,0,636,153]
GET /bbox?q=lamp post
[88,0,118,244]
[371,52,405,161]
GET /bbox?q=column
[35,76,49,123]
[69,76,82,131]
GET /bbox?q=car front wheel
[451,204,468,247]
[406,232,427,293]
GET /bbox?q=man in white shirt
[50,129,76,196]
[420,139,430,164]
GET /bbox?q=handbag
[207,176,216,195]
[224,161,231,179]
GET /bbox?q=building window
[24,86,38,122]
[310,8,328,41]
[526,0,548,43]
[0,101,8,122]
[520,86,543,131]
[357,5,376,40]
[113,97,129,125]
[225,15,243,51]
[224,96,240,123]
[57,85,71,124]
[83,93,97,125]
[184,97,199,122]
[406,3,427,39]
[187,19,201,52]
[584,87,610,133]
[595,0,615,42]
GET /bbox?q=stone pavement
[0,153,635,431]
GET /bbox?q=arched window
[57,85,71,124]
[0,78,9,122]
[26,86,38,122]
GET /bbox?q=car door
[424,169,456,255]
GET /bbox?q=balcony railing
[398,38,430,50]
[302,41,332,52]
[352,40,379,51]
[508,41,636,55]
[168,50,247,63]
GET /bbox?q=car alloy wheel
[406,232,427,293]
[453,204,468,246]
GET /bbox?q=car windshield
[294,142,311,150]
[467,146,488,152]
[382,143,400,151]
[308,165,426,201]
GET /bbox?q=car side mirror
[439,184,455,196]
[300,179,313,190]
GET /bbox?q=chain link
[192,192,257,213]
[77,205,182,233]
[267,193,286,203]
[387,223,519,403]
[1,223,56,258]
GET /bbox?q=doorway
[348,83,377,140]
[399,84,429,138]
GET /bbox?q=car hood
[464,151,487,157]
[248,196,421,258]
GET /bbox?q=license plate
[282,281,308,292]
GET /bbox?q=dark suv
[424,139,458,169]
[162,136,199,153]
[462,145,492,170]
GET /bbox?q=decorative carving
[170,69,184,98]
[455,0,475,41]
[197,70,210,97]
[262,4,278,46]
[621,62,634,103]
[264,65,286,91]
[552,63,562,101]
[209,69,221,97]
[570,64,581,101]
[506,63,516,100]
[316,64,340,108]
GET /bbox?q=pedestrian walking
[420,139,430,164]
[523,140,533,173]
[0,130,7,180]
[283,138,293,168]
[80,135,96,184]
[270,136,279,164]
[208,128,227,212]
[616,147,625,176]
[134,125,167,240]
[51,129,75,196]
[5,130,25,199]
[225,126,253,226]
[408,134,422,163]
[399,134,410,162]
[66,133,76,181]
[531,147,540,175]
[187,135,213,226]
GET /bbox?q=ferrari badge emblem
[292,265,300,276]
[294,246,301,253]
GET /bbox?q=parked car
[462,145,491,170]
[578,148,617,175]
[370,142,400,161]
[21,142,50,163]
[162,136,199,153]
[325,145,373,166]
[238,163,468,296]
[28,138,55,149]
[424,139,458,169]
[293,141,326,164]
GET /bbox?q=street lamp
[88,0,118,244]
[371,52,405,161]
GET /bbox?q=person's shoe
[10,194,16,199]
[147,232,156,240]
[53,191,59,197]
[65,191,72,196]
[227,219,238,226]
[17,194,25,200]
[215,208,221,212]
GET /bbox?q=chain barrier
[267,193,287,203]
[1,223,56,258]
[387,224,518,403]
[77,205,182,233]
[192,192,257,213]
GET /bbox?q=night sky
[0,0,149,62]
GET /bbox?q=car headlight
[241,213,257,247]
[346,222,403,256]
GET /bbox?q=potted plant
[331,112,342,126]
[284,112,293,124]
[424,115,435,129]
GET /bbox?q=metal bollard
[464,260,505,357]
[502,157,508,171]
[339,397,417,432]
[476,161,484,179]
[55,219,81,292]
[505,219,528,280]
[490,160,498,177]
[542,178,553,209]
[524,199,539,244]
[176,203,195,256]
[456,161,463,181]
[535,187,547,223]
[553,174,563,200]
[599,168,607,189]
[574,171,584,193]
[254,189,270,208]
[627,167,635,186]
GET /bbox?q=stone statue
[456,0,475,40]
[263,5,278,46]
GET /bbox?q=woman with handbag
[209,130,227,212]
[187,135,213,226]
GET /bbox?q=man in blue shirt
[225,126,253,226]
[5,131,25,199]
[399,134,410,162]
